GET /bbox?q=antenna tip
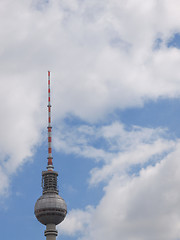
[48,71,50,76]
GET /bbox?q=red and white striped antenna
[47,71,54,170]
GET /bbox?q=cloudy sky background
[1,0,180,239]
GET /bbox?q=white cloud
[0,72,45,195]
[47,0,180,121]
[90,138,173,185]
[59,129,180,240]
[86,146,180,240]
[56,121,180,239]
[54,123,113,161]
[0,167,9,197]
[54,122,175,185]
[1,0,180,124]
[58,206,93,236]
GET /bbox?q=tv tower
[34,71,67,240]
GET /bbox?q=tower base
[44,224,58,240]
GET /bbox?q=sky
[1,0,180,240]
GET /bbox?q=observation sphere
[34,193,67,225]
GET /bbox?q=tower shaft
[44,224,58,240]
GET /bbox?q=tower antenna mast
[47,71,53,170]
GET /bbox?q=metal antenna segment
[47,71,53,170]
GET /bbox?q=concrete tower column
[44,224,58,240]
